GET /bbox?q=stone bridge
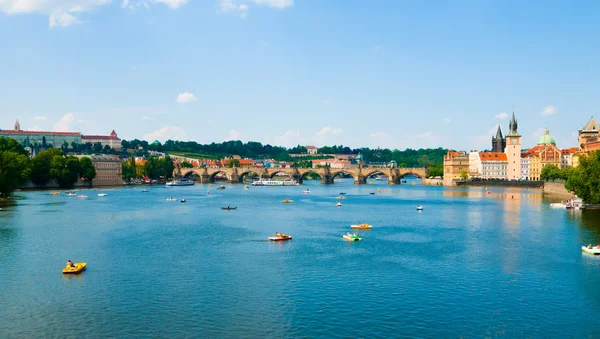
[176,166,427,184]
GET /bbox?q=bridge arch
[209,170,231,183]
[331,170,355,181]
[300,170,323,181]
[363,170,390,179]
[239,170,261,183]
[269,170,293,179]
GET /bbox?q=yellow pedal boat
[62,262,87,274]
[351,224,372,230]
[282,199,294,204]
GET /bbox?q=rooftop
[479,152,507,161]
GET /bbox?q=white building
[469,151,482,178]
[82,130,122,151]
[480,152,508,179]
[561,148,578,168]
[520,154,530,180]
[306,145,318,155]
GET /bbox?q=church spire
[507,111,520,136]
[494,124,503,140]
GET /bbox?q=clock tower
[505,112,521,180]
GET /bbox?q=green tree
[163,155,175,179]
[0,137,31,197]
[541,164,561,181]
[427,164,444,177]
[50,155,82,187]
[566,152,600,203]
[30,148,65,185]
[226,159,240,168]
[459,170,468,180]
[93,142,103,153]
[181,161,193,168]
[79,157,96,181]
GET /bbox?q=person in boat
[346,232,351,237]
[588,244,593,249]
[66,260,75,268]
[275,232,281,238]
[353,232,358,237]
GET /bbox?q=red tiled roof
[306,145,317,149]
[479,152,507,161]
[0,129,81,136]
[239,159,253,165]
[82,135,121,140]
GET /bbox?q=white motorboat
[76,195,87,199]
[166,178,195,187]
[303,189,311,194]
[417,205,423,211]
[252,179,299,186]
[166,197,177,201]
[98,193,107,197]
[582,245,600,255]
[336,202,342,207]
[550,203,567,209]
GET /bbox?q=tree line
[0,137,96,197]
[121,155,175,182]
[121,139,447,169]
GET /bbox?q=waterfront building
[561,148,579,168]
[491,125,506,152]
[520,154,530,180]
[468,151,482,178]
[526,128,561,180]
[479,152,508,179]
[74,155,123,186]
[0,120,82,156]
[82,130,122,151]
[443,151,469,186]
[505,113,521,180]
[578,116,600,154]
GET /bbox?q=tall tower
[14,119,21,131]
[505,112,521,180]
[491,125,506,152]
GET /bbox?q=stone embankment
[455,180,572,196]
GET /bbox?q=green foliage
[0,136,29,156]
[0,150,30,197]
[181,161,194,168]
[225,159,240,168]
[79,157,96,181]
[142,156,175,179]
[30,148,65,185]
[459,169,468,179]
[294,160,313,169]
[540,164,561,181]
[427,164,443,177]
[565,152,600,204]
[50,155,81,188]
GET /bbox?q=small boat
[217,185,226,190]
[417,205,423,211]
[336,202,343,207]
[180,198,187,203]
[351,224,372,230]
[582,245,600,255]
[339,192,346,195]
[282,199,294,204]
[268,234,292,241]
[66,192,77,197]
[377,188,381,193]
[166,197,177,201]
[336,195,346,199]
[368,182,375,185]
[221,206,237,210]
[98,193,107,197]
[550,203,567,209]
[62,262,87,274]
[76,195,87,199]
[165,178,195,187]
[51,192,60,196]
[302,189,311,194]
[244,185,249,190]
[369,192,375,195]
[141,189,149,192]
[343,234,362,241]
[207,190,210,195]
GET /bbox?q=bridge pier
[354,174,366,185]
[292,172,303,184]
[321,174,334,184]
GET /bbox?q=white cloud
[176,92,197,103]
[270,130,302,147]
[495,112,509,119]
[53,113,75,132]
[224,129,241,141]
[314,127,342,145]
[218,0,292,17]
[141,115,152,120]
[0,0,187,28]
[369,132,395,148]
[541,105,557,116]
[49,12,81,27]
[144,125,188,142]
[33,116,47,121]
[373,45,384,52]
[315,127,342,137]
[442,118,451,124]
[530,127,545,144]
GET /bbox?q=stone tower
[505,112,521,180]
[491,125,506,152]
[14,119,20,131]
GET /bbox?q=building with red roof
[82,130,122,151]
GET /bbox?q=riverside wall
[456,181,544,188]
[18,179,92,190]
[543,181,572,196]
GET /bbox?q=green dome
[538,128,556,145]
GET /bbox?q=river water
[1,178,600,338]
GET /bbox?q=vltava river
[1,179,600,338]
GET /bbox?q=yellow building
[526,129,561,180]
[443,151,469,186]
[578,116,600,155]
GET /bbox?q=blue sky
[1,0,598,151]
